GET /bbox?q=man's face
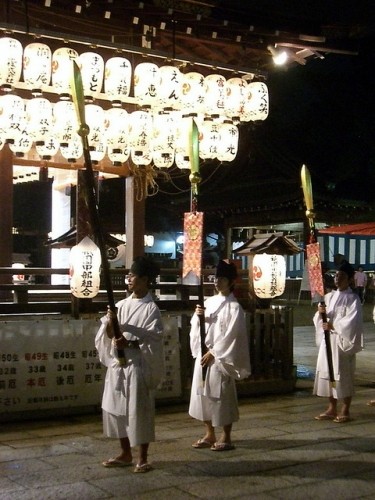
[126,273,147,293]
[214,276,231,293]
[334,271,350,290]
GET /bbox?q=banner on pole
[306,242,324,297]
[182,211,204,285]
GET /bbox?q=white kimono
[313,288,363,399]
[189,293,251,427]
[95,293,164,446]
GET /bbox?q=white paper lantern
[52,47,79,98]
[152,112,176,168]
[252,253,286,299]
[243,81,269,121]
[158,65,182,110]
[23,42,52,94]
[217,121,239,162]
[198,118,220,160]
[36,135,60,160]
[224,77,247,122]
[79,51,105,100]
[0,37,23,90]
[0,94,25,144]
[204,74,226,117]
[26,97,53,145]
[60,132,83,162]
[105,107,130,164]
[85,103,104,151]
[108,147,130,166]
[69,236,101,298]
[179,72,206,115]
[129,110,152,164]
[134,62,160,106]
[104,56,132,105]
[175,114,193,164]
[53,100,78,147]
[175,152,190,169]
[9,125,33,157]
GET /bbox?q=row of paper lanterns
[0,36,269,122]
[0,93,240,165]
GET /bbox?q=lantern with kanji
[69,237,101,298]
[235,232,301,308]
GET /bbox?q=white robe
[189,293,251,427]
[313,288,363,399]
[95,292,164,446]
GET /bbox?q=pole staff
[188,118,207,381]
[301,164,334,387]
[70,61,125,365]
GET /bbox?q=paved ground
[0,306,374,499]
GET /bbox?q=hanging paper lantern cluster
[0,35,269,165]
[69,237,101,298]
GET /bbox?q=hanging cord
[129,164,170,201]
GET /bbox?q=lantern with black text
[69,237,101,298]
[52,47,78,98]
[23,42,52,95]
[252,253,286,299]
[0,37,23,91]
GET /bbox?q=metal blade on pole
[70,60,125,365]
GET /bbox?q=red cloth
[306,242,324,297]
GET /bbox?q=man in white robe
[313,261,363,423]
[95,256,164,472]
[189,260,251,451]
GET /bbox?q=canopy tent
[318,223,375,270]
[319,222,375,236]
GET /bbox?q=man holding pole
[95,256,164,472]
[189,260,251,451]
[313,261,363,423]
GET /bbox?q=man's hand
[201,351,214,367]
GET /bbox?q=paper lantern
[174,114,192,168]
[217,121,239,162]
[79,51,105,100]
[35,135,60,160]
[60,132,83,162]
[104,56,132,105]
[69,236,101,298]
[26,97,53,145]
[179,72,206,115]
[0,94,25,144]
[198,117,220,160]
[204,74,226,117]
[224,77,247,122]
[152,112,176,168]
[9,125,33,157]
[0,37,23,90]
[85,103,105,151]
[52,47,78,98]
[134,62,160,106]
[252,253,286,299]
[129,110,152,164]
[242,82,269,121]
[105,107,130,165]
[158,65,182,110]
[53,100,78,147]
[23,42,52,94]
[12,263,25,283]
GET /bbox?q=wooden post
[0,145,13,299]
[125,175,145,268]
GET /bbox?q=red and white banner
[306,242,324,297]
[182,211,204,285]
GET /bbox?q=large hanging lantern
[0,37,23,90]
[174,114,193,168]
[52,47,78,98]
[243,82,269,121]
[104,56,132,105]
[134,62,160,107]
[217,120,239,162]
[69,236,101,298]
[79,51,105,101]
[60,132,83,162]
[23,42,52,95]
[105,107,130,164]
[26,97,53,145]
[204,74,226,117]
[9,125,33,157]
[158,65,182,110]
[252,253,286,299]
[179,72,206,115]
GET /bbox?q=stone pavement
[0,318,375,499]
